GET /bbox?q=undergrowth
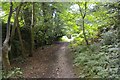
[69,29,120,78]
[2,67,23,78]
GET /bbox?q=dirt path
[12,42,77,78]
[54,43,75,78]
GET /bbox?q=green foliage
[69,2,120,78]
[101,30,117,45]
[2,2,68,59]
[70,27,120,78]
[2,68,23,78]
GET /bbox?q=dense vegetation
[69,2,120,78]
[1,1,120,78]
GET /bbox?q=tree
[29,2,35,57]
[2,2,13,71]
[77,2,89,45]
[10,2,24,57]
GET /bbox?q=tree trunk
[29,2,35,57]
[78,2,89,45]
[82,18,89,45]
[10,3,24,57]
[2,2,13,71]
[16,20,25,57]
[10,3,23,41]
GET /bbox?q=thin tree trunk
[29,2,35,57]
[2,2,13,71]
[82,18,89,45]
[10,3,23,41]
[10,3,24,58]
[78,2,89,45]
[16,20,25,57]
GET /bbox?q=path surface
[12,42,77,78]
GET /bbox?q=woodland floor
[12,42,78,78]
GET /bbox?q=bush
[101,30,117,45]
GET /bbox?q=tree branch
[83,2,87,18]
